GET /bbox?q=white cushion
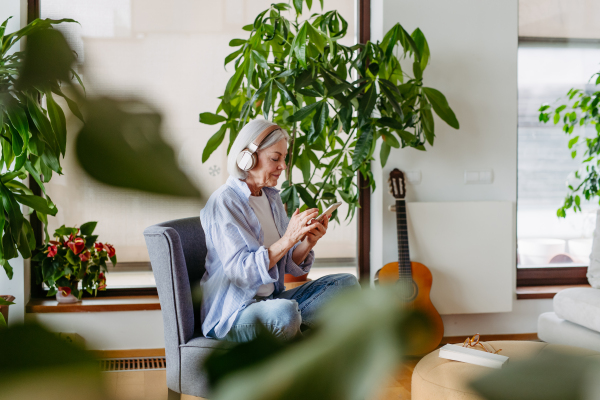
[588,210,600,288]
[538,312,600,352]
[553,288,600,333]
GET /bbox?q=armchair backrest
[143,216,206,347]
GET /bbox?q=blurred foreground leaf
[15,27,75,91]
[209,287,433,400]
[0,323,107,400]
[470,349,600,400]
[76,98,201,198]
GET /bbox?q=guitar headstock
[388,168,406,200]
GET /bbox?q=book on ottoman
[438,344,509,368]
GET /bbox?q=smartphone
[314,202,342,223]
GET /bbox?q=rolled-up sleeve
[209,209,277,290]
[284,242,314,276]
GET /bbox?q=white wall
[370,0,554,335]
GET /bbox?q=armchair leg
[168,388,180,400]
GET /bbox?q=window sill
[26,295,161,313]
[516,284,592,299]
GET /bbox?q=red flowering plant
[32,221,117,298]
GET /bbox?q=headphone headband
[247,124,281,153]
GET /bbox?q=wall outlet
[464,169,493,184]
[56,332,85,347]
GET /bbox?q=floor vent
[100,357,167,372]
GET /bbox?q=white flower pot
[56,291,79,303]
[518,238,566,266]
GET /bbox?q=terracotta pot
[0,295,15,324]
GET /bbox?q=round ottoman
[411,340,600,400]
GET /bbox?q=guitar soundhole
[397,279,418,302]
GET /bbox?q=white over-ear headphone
[236,124,281,172]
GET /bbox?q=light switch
[464,169,493,184]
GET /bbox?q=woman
[200,119,360,342]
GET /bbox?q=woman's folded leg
[277,273,360,329]
[223,298,302,342]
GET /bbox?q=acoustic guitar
[377,168,444,355]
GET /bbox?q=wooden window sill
[516,284,592,299]
[26,295,161,313]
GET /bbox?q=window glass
[41,0,358,289]
[517,0,600,268]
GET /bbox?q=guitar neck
[396,199,412,279]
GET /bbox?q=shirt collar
[226,176,280,200]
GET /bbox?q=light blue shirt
[200,176,314,338]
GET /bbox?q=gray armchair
[144,217,233,399]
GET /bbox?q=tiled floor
[105,358,419,400]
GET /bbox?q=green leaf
[297,150,311,182]
[76,98,201,197]
[352,125,373,170]
[293,0,303,14]
[307,103,326,144]
[274,79,299,107]
[421,104,435,146]
[45,90,67,156]
[1,260,13,280]
[27,95,57,153]
[16,28,75,91]
[377,117,403,130]
[288,102,321,122]
[229,38,246,47]
[66,249,80,265]
[8,124,24,157]
[251,50,269,70]
[13,193,57,215]
[379,83,404,121]
[242,24,254,31]
[411,28,430,71]
[262,82,273,119]
[202,124,227,163]
[223,48,244,67]
[5,100,29,144]
[307,23,326,54]
[358,85,377,126]
[339,106,353,133]
[568,136,579,149]
[0,183,23,242]
[79,221,97,236]
[51,84,84,122]
[199,112,227,125]
[296,184,317,208]
[381,131,400,148]
[293,23,308,68]
[380,141,391,167]
[422,87,459,129]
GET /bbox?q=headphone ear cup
[237,150,257,171]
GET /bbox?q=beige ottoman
[412,340,600,400]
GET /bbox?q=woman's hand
[305,214,328,247]
[283,208,320,244]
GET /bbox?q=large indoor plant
[200,1,459,220]
[0,16,83,279]
[539,71,600,217]
[32,221,117,301]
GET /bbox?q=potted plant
[32,222,117,302]
[199,2,459,221]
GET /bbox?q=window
[36,0,358,295]
[517,0,600,285]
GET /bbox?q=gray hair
[227,119,290,180]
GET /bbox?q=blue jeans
[223,273,360,342]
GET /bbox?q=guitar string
[396,199,414,309]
